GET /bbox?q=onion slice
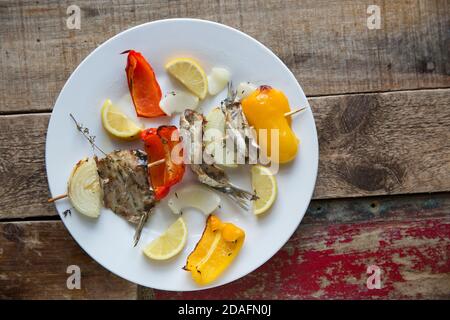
[68,157,102,218]
[207,67,231,96]
[160,90,199,116]
[168,185,221,215]
[236,82,257,100]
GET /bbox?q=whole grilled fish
[180,109,256,210]
[221,82,259,164]
[95,150,155,246]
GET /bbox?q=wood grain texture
[1,194,448,299]
[0,221,138,299]
[0,114,56,219]
[1,89,449,219]
[154,193,450,299]
[313,89,450,198]
[1,0,449,301]
[1,0,449,113]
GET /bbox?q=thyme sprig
[69,113,107,156]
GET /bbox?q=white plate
[46,18,318,291]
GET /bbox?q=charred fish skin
[190,163,256,210]
[221,82,259,164]
[95,150,155,246]
[180,109,255,210]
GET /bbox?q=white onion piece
[207,67,231,95]
[236,82,257,100]
[160,91,199,115]
[68,158,102,218]
[168,185,221,215]
[204,107,237,167]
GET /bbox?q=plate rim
[45,18,319,291]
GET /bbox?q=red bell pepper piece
[141,126,185,200]
[123,50,166,118]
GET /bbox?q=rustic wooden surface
[155,193,450,299]
[0,221,139,299]
[1,89,449,220]
[314,89,450,198]
[0,0,449,299]
[1,0,449,113]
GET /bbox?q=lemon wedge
[101,99,141,140]
[251,165,277,215]
[143,217,187,260]
[165,58,208,99]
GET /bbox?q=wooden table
[1,0,449,299]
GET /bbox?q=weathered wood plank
[1,89,449,219]
[0,221,138,299]
[314,89,450,198]
[303,192,450,225]
[0,114,56,219]
[154,193,450,299]
[1,194,448,299]
[1,0,449,113]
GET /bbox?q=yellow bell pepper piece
[241,85,299,164]
[184,215,245,285]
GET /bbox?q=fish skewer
[180,109,256,210]
[48,159,165,203]
[49,149,155,246]
[52,115,156,246]
[95,150,155,247]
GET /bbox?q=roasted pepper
[184,215,245,285]
[141,126,185,200]
[241,85,299,164]
[123,50,166,118]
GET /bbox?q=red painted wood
[154,216,450,299]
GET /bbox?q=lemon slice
[143,217,187,260]
[251,165,277,215]
[165,58,208,99]
[101,99,141,140]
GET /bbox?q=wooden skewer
[216,108,306,142]
[48,160,166,203]
[48,193,68,203]
[147,158,165,168]
[284,107,306,118]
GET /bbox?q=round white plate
[46,18,318,291]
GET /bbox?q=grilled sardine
[180,109,255,210]
[95,150,155,246]
[221,82,259,164]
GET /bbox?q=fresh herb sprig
[70,113,107,156]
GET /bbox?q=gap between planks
[1,87,449,116]
[2,191,450,226]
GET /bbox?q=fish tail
[133,210,150,247]
[226,184,257,211]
